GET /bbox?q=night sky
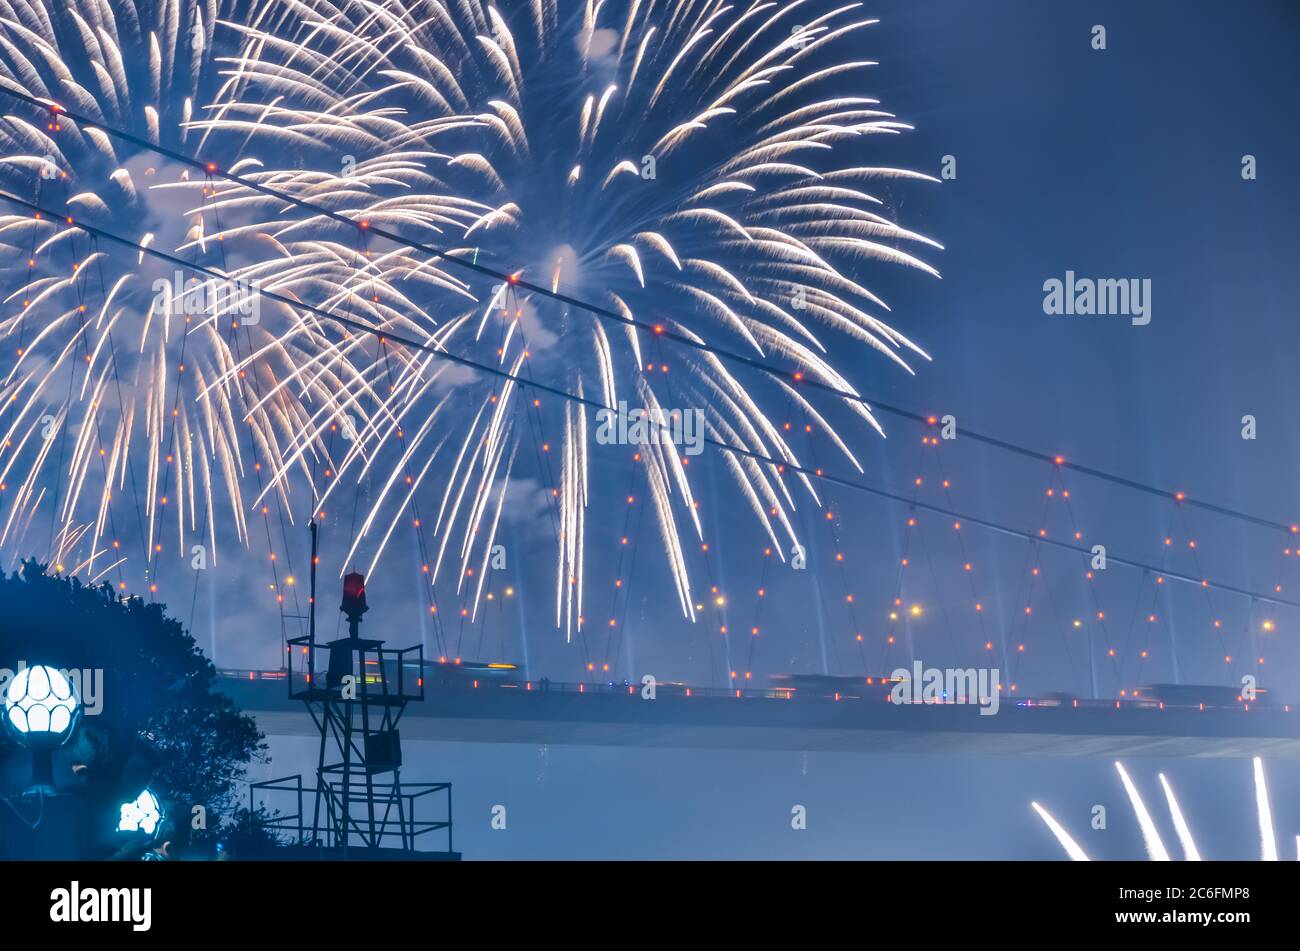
[9,0,1299,859]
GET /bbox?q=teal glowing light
[118,789,164,836]
[3,665,80,747]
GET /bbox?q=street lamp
[117,788,164,837]
[3,665,81,792]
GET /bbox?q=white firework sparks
[0,1,942,657]
[0,0,314,593]
[1033,757,1289,861]
[194,0,941,637]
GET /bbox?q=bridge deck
[219,674,1300,757]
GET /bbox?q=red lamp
[340,571,368,634]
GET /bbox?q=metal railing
[284,636,425,703]
[218,668,1289,714]
[249,774,454,854]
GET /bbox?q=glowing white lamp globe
[118,789,164,836]
[4,664,81,749]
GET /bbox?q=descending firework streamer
[1032,758,1288,861]
[0,0,317,586]
[198,0,941,637]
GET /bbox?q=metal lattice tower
[275,522,449,857]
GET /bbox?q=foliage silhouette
[0,560,265,856]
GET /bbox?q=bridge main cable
[5,186,1295,612]
[1,84,1293,538]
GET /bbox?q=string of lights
[929,436,996,671]
[910,439,968,671]
[799,403,871,674]
[1054,468,1118,690]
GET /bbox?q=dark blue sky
[852,0,1300,698]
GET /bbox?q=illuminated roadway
[217,671,1300,757]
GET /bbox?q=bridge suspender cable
[1,85,1294,538]
[4,187,1296,613]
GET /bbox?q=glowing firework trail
[1157,772,1201,861]
[1029,802,1089,861]
[1114,761,1170,861]
[197,0,941,633]
[1254,756,1278,861]
[1035,759,1292,861]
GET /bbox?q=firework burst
[0,0,316,591]
[199,0,941,638]
[0,1,942,651]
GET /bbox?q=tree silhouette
[0,560,265,856]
